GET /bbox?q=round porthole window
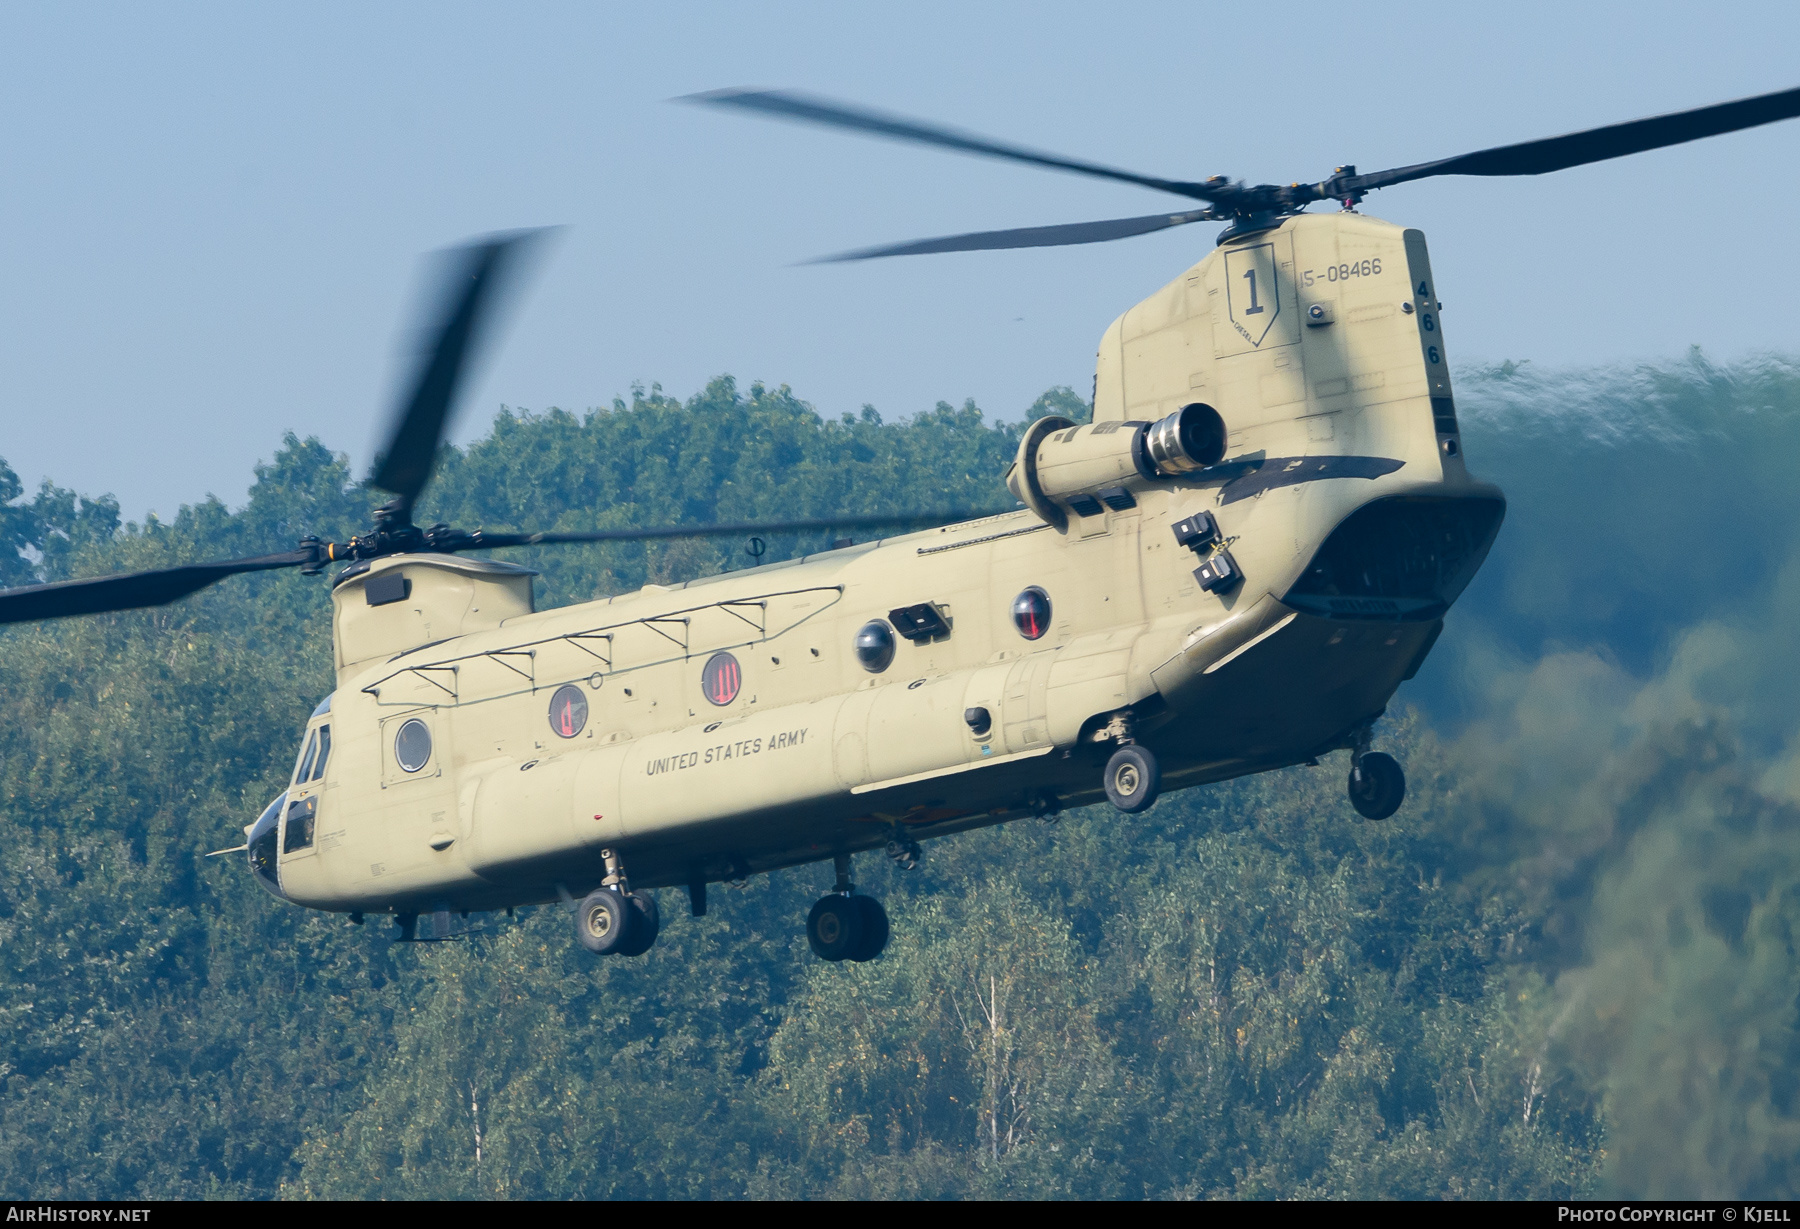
[394,718,432,773]
[548,683,588,738]
[702,651,742,706]
[1012,587,1052,640]
[854,619,896,673]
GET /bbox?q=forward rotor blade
[684,88,1220,203]
[470,509,1013,549]
[371,229,551,509]
[807,210,1214,262]
[0,550,313,626]
[1346,83,1800,194]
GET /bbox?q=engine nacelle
[1006,403,1225,529]
[331,553,537,679]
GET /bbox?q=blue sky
[3,1,1798,518]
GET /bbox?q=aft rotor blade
[684,88,1221,203]
[1345,83,1800,194]
[371,229,551,509]
[471,509,1013,549]
[808,210,1214,262]
[0,549,313,626]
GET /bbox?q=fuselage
[252,210,1504,917]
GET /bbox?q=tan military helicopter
[5,84,1798,961]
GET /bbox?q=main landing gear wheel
[576,889,628,954]
[1104,744,1161,813]
[617,890,660,957]
[807,893,863,961]
[1348,751,1406,821]
[849,894,889,962]
[808,893,890,962]
[575,888,661,956]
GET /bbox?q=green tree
[19,359,1800,1197]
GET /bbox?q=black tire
[575,888,635,955]
[849,895,889,962]
[1349,751,1406,820]
[615,890,661,957]
[1103,744,1161,813]
[807,894,864,962]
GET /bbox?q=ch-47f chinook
[5,85,1799,963]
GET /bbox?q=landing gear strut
[575,848,661,956]
[1347,728,1406,821]
[806,853,889,962]
[1096,711,1160,814]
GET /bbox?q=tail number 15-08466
[1301,258,1381,287]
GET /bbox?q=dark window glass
[311,725,331,781]
[701,652,742,706]
[247,791,285,895]
[283,796,317,854]
[549,684,588,738]
[395,718,432,773]
[854,620,896,672]
[1012,587,1052,640]
[294,731,318,784]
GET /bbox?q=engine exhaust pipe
[1144,402,1226,475]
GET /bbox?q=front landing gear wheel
[576,888,632,954]
[807,894,865,961]
[1349,751,1406,820]
[1104,744,1161,813]
[849,895,889,962]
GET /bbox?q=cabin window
[701,652,742,706]
[1011,587,1052,640]
[394,718,433,773]
[549,684,588,738]
[854,620,895,673]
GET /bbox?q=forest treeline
[2,361,1800,1197]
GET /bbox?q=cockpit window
[311,693,333,719]
[294,731,319,785]
[247,790,286,896]
[283,795,317,853]
[311,725,331,782]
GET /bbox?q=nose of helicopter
[244,791,288,899]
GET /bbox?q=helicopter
[2,83,1797,963]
